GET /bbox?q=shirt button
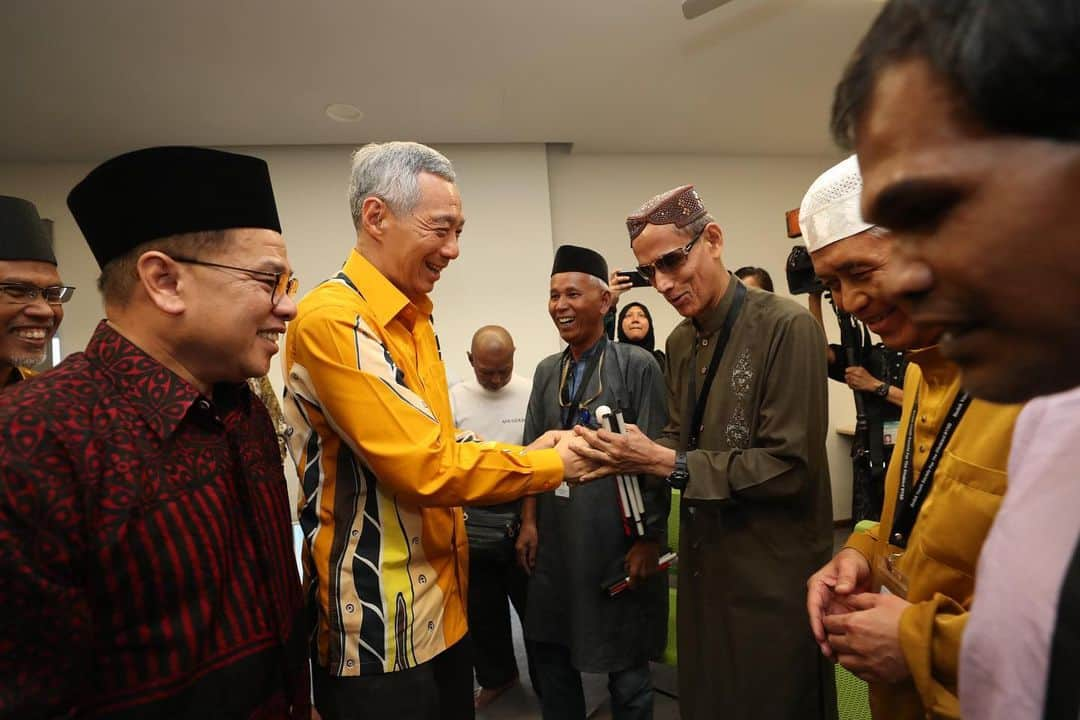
[702,338,709,347]
[346,659,355,668]
[351,529,360,538]
[918,444,927,453]
[346,603,355,613]
[197,399,210,411]
[921,415,928,423]
[700,366,708,375]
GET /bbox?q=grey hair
[587,274,610,293]
[676,213,716,240]
[348,141,456,229]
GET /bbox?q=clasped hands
[805,548,912,684]
[527,422,666,483]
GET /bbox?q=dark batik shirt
[0,321,308,719]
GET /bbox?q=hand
[806,548,872,657]
[624,539,660,590]
[823,592,912,684]
[609,269,633,301]
[554,432,597,482]
[515,522,538,575]
[526,429,568,451]
[572,423,667,481]
[845,366,881,393]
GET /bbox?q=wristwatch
[667,451,690,491]
[874,382,891,398]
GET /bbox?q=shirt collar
[905,344,958,387]
[342,249,434,331]
[3,365,31,387]
[85,320,248,440]
[693,273,740,336]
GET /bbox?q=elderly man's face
[632,222,724,321]
[468,344,514,392]
[382,172,464,302]
[549,272,610,354]
[811,229,940,351]
[855,58,1080,403]
[0,259,64,371]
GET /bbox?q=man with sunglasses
[0,195,72,388]
[0,147,310,718]
[575,185,836,719]
[517,245,668,720]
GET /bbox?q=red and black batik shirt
[0,321,308,719]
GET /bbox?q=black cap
[551,245,608,282]
[0,195,55,265]
[67,146,281,269]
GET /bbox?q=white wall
[0,144,862,521]
[547,148,857,520]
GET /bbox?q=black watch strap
[668,451,689,490]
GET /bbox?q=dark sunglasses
[0,283,76,305]
[635,225,706,281]
[169,256,299,307]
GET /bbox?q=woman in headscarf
[617,301,666,372]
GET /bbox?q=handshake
[525,419,670,485]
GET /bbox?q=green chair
[660,489,680,667]
[834,520,876,720]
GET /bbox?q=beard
[8,349,48,369]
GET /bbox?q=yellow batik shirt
[283,250,563,677]
[845,347,1022,720]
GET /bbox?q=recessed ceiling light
[325,103,364,122]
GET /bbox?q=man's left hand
[823,592,912,684]
[844,366,881,393]
[624,539,660,589]
[572,423,664,481]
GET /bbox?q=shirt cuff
[524,448,565,494]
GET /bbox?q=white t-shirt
[450,375,531,445]
[960,384,1080,719]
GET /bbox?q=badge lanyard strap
[560,338,605,430]
[890,385,972,549]
[684,282,748,451]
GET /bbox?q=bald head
[468,325,515,392]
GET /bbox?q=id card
[554,482,571,498]
[872,550,910,599]
[882,420,900,446]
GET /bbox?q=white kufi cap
[799,154,874,253]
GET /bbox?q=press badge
[555,481,571,498]
[873,550,910,599]
[882,420,900,446]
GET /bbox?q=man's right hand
[806,547,871,658]
[515,522,538,574]
[555,432,595,481]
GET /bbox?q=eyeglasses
[0,283,76,305]
[634,226,706,282]
[169,255,299,307]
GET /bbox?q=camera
[785,245,826,296]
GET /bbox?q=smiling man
[830,2,1080,718]
[0,147,309,718]
[801,155,1020,720]
[282,142,594,719]
[0,195,70,387]
[575,186,836,720]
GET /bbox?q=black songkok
[67,146,282,269]
[0,195,55,265]
[551,245,608,283]
[626,184,707,243]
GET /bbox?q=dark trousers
[312,636,475,720]
[532,640,653,720]
[467,538,538,691]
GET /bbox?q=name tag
[554,482,570,498]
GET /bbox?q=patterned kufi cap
[625,185,707,244]
[799,155,875,253]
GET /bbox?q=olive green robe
[663,276,837,720]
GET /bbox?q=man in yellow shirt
[283,141,592,720]
[0,195,72,388]
[802,156,1021,719]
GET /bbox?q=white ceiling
[0,0,879,162]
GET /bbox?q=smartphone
[617,270,651,288]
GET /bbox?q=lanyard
[684,282,747,451]
[889,385,972,549]
[560,338,605,430]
